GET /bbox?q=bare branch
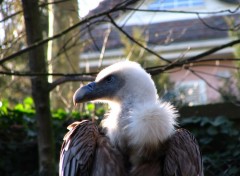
[98,25,111,69]
[191,63,240,70]
[187,68,230,79]
[146,58,240,75]
[0,5,121,65]
[186,38,240,62]
[148,39,240,74]
[0,0,72,23]
[0,10,22,23]
[49,75,95,91]
[0,0,140,65]
[107,14,171,63]
[87,22,102,52]
[0,70,97,77]
[196,14,240,31]
[124,5,240,15]
[187,68,220,92]
[1,58,240,77]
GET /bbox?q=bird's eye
[106,75,114,83]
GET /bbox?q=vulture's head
[73,61,158,105]
[73,61,177,154]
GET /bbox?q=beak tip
[73,82,96,105]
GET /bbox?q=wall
[169,60,237,104]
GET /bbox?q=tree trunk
[21,0,55,175]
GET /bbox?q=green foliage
[0,98,240,175]
[0,98,37,176]
[222,17,240,101]
[180,116,240,176]
[0,98,105,175]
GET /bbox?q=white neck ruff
[102,100,178,152]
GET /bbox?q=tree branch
[49,75,95,91]
[107,14,171,63]
[146,58,240,75]
[0,5,120,65]
[186,38,240,62]
[0,0,72,23]
[187,68,219,92]
[0,0,141,65]
[124,5,240,15]
[196,13,240,31]
[150,39,240,74]
[0,70,97,77]
[1,58,240,77]
[0,10,22,23]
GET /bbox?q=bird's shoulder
[163,128,204,176]
[59,120,99,176]
[59,120,127,176]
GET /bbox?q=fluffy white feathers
[125,101,178,148]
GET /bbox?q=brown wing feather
[164,129,204,176]
[59,120,127,176]
[59,120,98,176]
[91,135,127,176]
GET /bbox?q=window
[149,0,205,10]
[216,71,231,79]
[175,80,207,106]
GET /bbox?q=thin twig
[185,39,240,63]
[49,75,95,91]
[187,68,219,92]
[187,68,229,79]
[0,5,122,65]
[197,14,240,32]
[146,58,240,75]
[124,5,240,15]
[107,14,170,63]
[0,71,97,77]
[98,25,111,70]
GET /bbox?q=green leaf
[224,166,239,175]
[23,97,34,106]
[200,137,212,145]
[87,103,95,112]
[23,97,34,110]
[14,104,24,111]
[52,109,67,119]
[0,99,9,114]
[207,127,218,136]
[210,116,227,126]
[200,117,211,126]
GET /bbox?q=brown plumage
[59,61,204,176]
[60,122,202,176]
[60,120,127,176]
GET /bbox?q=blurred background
[0,0,240,175]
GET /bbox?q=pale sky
[0,14,4,42]
[78,0,103,17]
[0,0,103,42]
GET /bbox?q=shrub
[181,116,240,176]
[0,98,239,175]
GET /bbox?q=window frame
[148,0,205,10]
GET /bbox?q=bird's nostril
[86,82,96,91]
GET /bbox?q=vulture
[59,61,203,176]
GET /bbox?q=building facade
[80,0,240,105]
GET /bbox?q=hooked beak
[73,82,96,105]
